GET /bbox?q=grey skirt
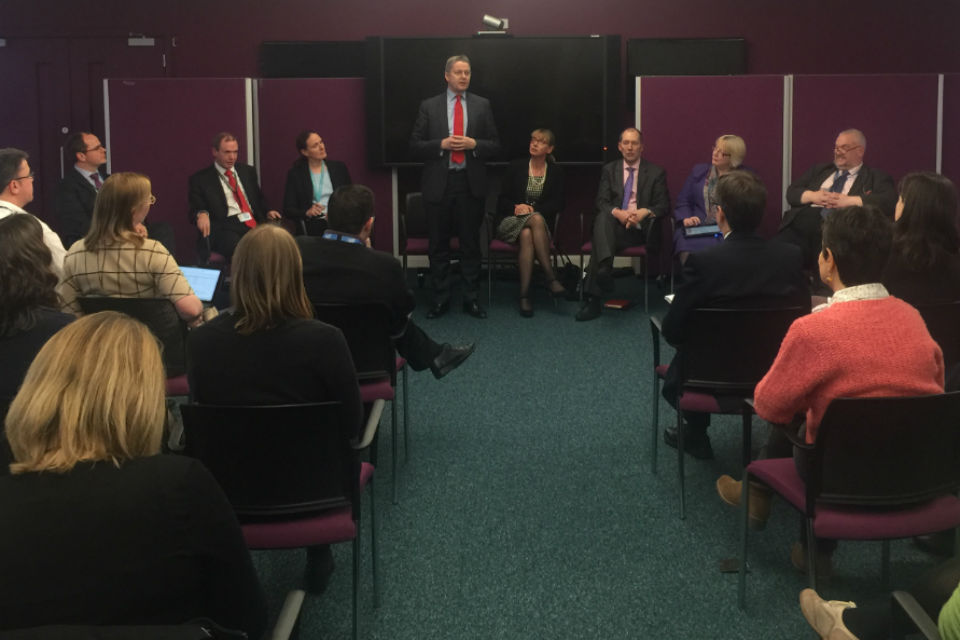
[496,213,550,244]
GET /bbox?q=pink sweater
[754,296,944,443]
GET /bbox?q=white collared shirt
[74,165,101,190]
[813,282,888,313]
[214,163,252,218]
[0,200,66,279]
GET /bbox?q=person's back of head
[894,171,960,271]
[326,185,375,235]
[0,215,59,337]
[86,172,150,248]
[822,206,893,286]
[715,170,766,232]
[5,311,165,474]
[231,224,312,335]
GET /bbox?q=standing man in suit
[297,185,475,379]
[409,54,500,319]
[576,128,670,321]
[55,131,175,253]
[660,171,809,459]
[777,128,896,271]
[188,132,280,260]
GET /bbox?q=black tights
[517,214,558,297]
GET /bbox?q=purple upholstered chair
[401,192,459,289]
[486,211,564,306]
[578,210,656,312]
[649,304,807,518]
[180,402,378,640]
[738,392,960,608]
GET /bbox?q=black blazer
[409,91,500,203]
[781,162,897,230]
[188,163,268,226]
[882,250,960,306]
[54,167,106,248]
[661,231,809,346]
[495,157,565,230]
[595,158,670,219]
[282,159,351,220]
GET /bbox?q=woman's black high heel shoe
[545,278,568,300]
[518,296,534,318]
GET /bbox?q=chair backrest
[914,300,960,371]
[76,297,188,378]
[402,192,427,241]
[677,304,807,395]
[180,402,355,518]
[311,302,396,383]
[810,392,960,507]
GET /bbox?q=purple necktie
[621,167,635,210]
[91,173,102,190]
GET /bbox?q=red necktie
[451,94,465,164]
[225,169,256,228]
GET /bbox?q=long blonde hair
[5,311,166,474]
[84,172,151,248]
[231,224,313,335]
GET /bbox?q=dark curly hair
[0,214,60,337]
[892,172,960,272]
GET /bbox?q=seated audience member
[673,134,746,265]
[494,128,567,317]
[0,147,66,279]
[187,223,363,593]
[297,184,475,379]
[0,312,266,635]
[54,131,176,252]
[577,127,670,321]
[188,132,281,260]
[660,171,808,460]
[283,130,351,236]
[718,206,943,574]
[881,171,960,305]
[58,172,205,325]
[777,129,896,271]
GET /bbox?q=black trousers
[777,206,824,271]
[424,170,483,305]
[394,320,443,371]
[583,213,648,297]
[210,217,252,259]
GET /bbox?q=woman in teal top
[282,130,352,236]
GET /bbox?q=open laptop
[179,266,222,304]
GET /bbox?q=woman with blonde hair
[0,311,266,634]
[58,172,204,324]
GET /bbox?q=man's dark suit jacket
[282,159,351,220]
[297,235,414,336]
[409,91,500,203]
[188,163,268,226]
[54,167,106,248]
[594,158,670,248]
[495,157,565,230]
[780,162,897,230]
[661,231,809,346]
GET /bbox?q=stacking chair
[578,210,652,312]
[486,211,564,304]
[400,192,460,284]
[891,590,944,640]
[649,304,807,518]
[738,393,960,607]
[180,402,378,640]
[313,302,408,505]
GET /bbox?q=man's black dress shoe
[426,301,449,319]
[575,297,602,322]
[596,267,615,293]
[430,343,476,379]
[663,426,714,460]
[463,300,487,319]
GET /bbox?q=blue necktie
[829,170,849,194]
[621,167,635,210]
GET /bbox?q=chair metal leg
[369,475,380,608]
[402,364,410,463]
[650,374,660,475]
[643,253,649,313]
[391,399,399,505]
[738,470,751,610]
[881,539,891,589]
[806,519,818,591]
[487,251,494,307]
[741,410,753,469]
[352,520,361,640]
[676,406,686,519]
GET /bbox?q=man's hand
[626,208,652,228]
[611,208,629,224]
[267,210,282,221]
[801,189,834,207]
[196,212,210,238]
[306,203,325,218]
[441,135,476,151]
[825,193,862,208]
[514,204,534,216]
[683,216,701,228]
[133,223,148,238]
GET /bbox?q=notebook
[179,266,222,303]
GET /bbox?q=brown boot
[716,475,772,530]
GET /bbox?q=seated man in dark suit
[660,171,809,459]
[188,132,280,260]
[54,131,175,252]
[297,184,474,379]
[576,128,670,321]
[777,128,896,271]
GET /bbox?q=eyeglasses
[834,144,862,154]
[712,147,732,158]
[84,144,105,152]
[11,171,35,181]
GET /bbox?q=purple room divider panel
[792,75,939,188]
[638,75,785,239]
[942,75,960,189]
[107,78,248,264]
[257,79,393,251]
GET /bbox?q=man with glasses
[777,129,895,271]
[54,132,175,252]
[0,147,66,278]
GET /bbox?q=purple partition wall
[792,75,939,185]
[107,78,248,264]
[639,75,786,237]
[257,79,393,250]
[942,75,960,189]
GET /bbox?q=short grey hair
[839,128,867,150]
[445,55,470,73]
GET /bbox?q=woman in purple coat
[673,134,746,264]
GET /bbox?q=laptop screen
[179,266,221,303]
[683,223,722,238]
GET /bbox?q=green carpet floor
[251,270,941,639]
